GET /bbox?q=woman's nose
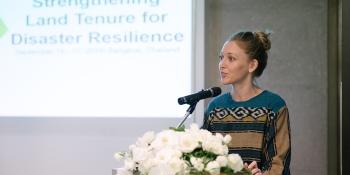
[219,59,226,69]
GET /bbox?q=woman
[202,31,291,175]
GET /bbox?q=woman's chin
[220,79,233,85]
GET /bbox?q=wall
[342,0,350,172]
[204,0,328,174]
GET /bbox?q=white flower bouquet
[114,124,251,175]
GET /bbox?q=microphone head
[177,87,222,105]
[210,87,222,97]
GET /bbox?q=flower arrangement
[114,124,251,175]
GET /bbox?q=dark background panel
[342,0,350,173]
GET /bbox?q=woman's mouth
[220,72,228,78]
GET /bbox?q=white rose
[223,134,232,145]
[148,164,175,175]
[131,147,150,162]
[189,123,200,132]
[178,133,199,153]
[205,161,220,175]
[221,145,229,155]
[168,157,185,174]
[216,155,228,167]
[184,124,204,146]
[155,148,182,163]
[202,136,217,152]
[227,154,244,172]
[190,157,204,171]
[198,129,213,143]
[151,130,179,150]
[215,133,224,141]
[116,168,133,175]
[137,131,155,147]
[138,158,157,174]
[123,158,135,170]
[194,162,205,172]
[202,135,228,155]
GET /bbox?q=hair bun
[254,31,271,51]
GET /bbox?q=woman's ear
[248,59,258,73]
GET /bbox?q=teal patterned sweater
[202,90,291,175]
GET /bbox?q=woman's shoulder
[206,92,231,110]
[205,90,288,113]
[261,90,287,112]
[209,92,232,104]
[263,90,286,103]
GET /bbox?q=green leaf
[169,125,185,132]
[181,148,218,167]
[220,167,234,174]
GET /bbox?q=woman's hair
[227,31,271,77]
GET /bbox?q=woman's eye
[228,56,235,61]
[219,55,224,60]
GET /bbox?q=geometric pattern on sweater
[209,107,276,120]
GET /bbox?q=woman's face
[219,41,256,85]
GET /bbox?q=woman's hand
[244,161,263,175]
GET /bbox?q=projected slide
[0,0,192,117]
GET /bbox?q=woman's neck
[231,81,262,102]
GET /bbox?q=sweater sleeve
[201,110,209,129]
[263,106,291,175]
[201,98,217,130]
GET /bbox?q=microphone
[178,87,222,105]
